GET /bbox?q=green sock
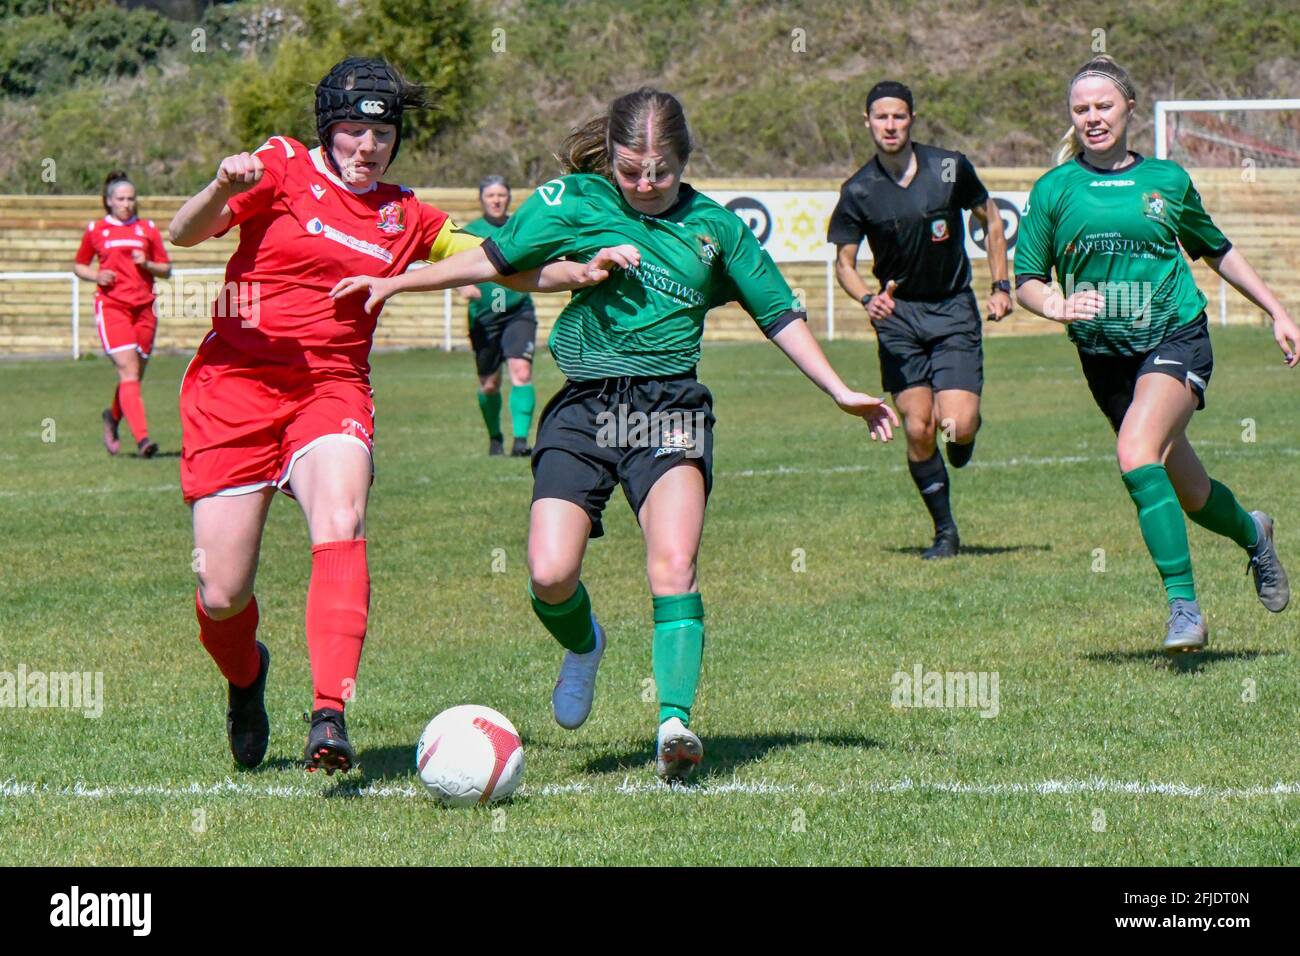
[477,390,502,440]
[1186,478,1258,550]
[509,382,536,441]
[529,581,596,653]
[1122,464,1196,604]
[652,592,705,726]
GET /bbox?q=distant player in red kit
[73,170,171,457]
[168,57,628,774]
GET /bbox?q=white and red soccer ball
[416,705,524,807]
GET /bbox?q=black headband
[866,81,914,113]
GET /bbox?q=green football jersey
[461,216,533,326]
[482,173,804,380]
[1014,155,1230,356]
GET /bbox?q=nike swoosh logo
[1152,357,1182,366]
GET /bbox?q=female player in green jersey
[333,88,898,780]
[457,176,538,457]
[1015,55,1299,652]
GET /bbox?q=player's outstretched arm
[1205,248,1299,367]
[331,245,640,314]
[170,152,264,247]
[769,319,899,442]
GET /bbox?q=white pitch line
[2,776,1297,801]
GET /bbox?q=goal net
[1155,98,1300,167]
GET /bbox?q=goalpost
[1154,98,1300,164]
[1154,98,1300,327]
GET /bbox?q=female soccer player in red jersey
[169,57,627,774]
[73,171,170,457]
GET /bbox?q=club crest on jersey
[930,218,950,242]
[695,234,719,265]
[376,202,405,234]
[310,183,326,200]
[1142,190,1168,224]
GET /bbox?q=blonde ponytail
[1053,127,1083,166]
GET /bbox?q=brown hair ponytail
[558,88,693,180]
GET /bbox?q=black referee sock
[944,415,980,469]
[908,449,956,534]
[946,437,975,469]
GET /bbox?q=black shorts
[470,305,536,377]
[1078,313,1214,433]
[531,374,715,538]
[874,289,983,396]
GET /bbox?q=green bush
[223,0,485,152]
[0,5,176,98]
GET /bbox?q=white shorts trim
[278,433,373,497]
[207,481,276,498]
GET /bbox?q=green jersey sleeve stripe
[481,237,518,276]
[1189,238,1232,262]
[762,310,806,339]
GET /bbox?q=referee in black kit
[829,81,1012,559]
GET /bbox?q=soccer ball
[416,704,524,807]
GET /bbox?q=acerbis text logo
[50,886,151,936]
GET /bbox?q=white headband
[1072,69,1136,101]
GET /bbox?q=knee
[117,367,140,383]
[197,581,250,620]
[480,379,501,396]
[528,554,580,602]
[905,417,936,450]
[648,550,698,595]
[1116,435,1160,473]
[511,364,532,386]
[943,414,979,445]
[316,504,364,542]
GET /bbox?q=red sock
[118,379,148,443]
[196,591,261,688]
[110,385,122,422]
[306,539,370,712]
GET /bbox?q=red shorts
[96,299,157,358]
[180,332,376,503]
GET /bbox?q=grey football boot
[1162,599,1208,653]
[1246,511,1290,612]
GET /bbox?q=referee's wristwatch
[860,292,874,308]
[990,279,1011,295]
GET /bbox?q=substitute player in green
[830,81,1013,559]
[333,88,898,780]
[1015,55,1299,651]
[457,176,538,456]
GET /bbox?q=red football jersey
[75,216,169,308]
[212,135,480,373]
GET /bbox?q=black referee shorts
[531,374,715,538]
[874,289,983,396]
[1078,313,1214,433]
[469,305,536,378]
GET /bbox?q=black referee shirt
[828,143,989,302]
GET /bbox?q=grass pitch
[1,326,1298,865]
